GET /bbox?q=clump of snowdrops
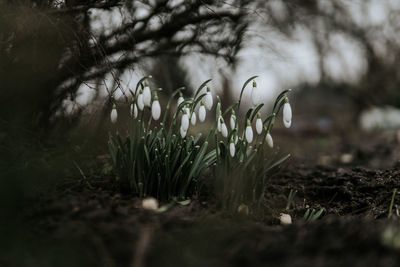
[108,76,292,204]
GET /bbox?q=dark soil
[7,131,400,267]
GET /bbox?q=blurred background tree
[0,0,249,139]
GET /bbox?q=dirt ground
[6,130,400,267]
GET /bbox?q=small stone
[279,213,292,225]
[142,197,159,211]
[340,153,353,164]
[237,204,249,215]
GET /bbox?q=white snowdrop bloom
[251,80,260,106]
[217,116,222,132]
[185,106,190,116]
[221,121,228,138]
[198,102,206,122]
[234,135,238,144]
[204,87,213,110]
[190,112,197,126]
[181,110,189,131]
[180,125,187,138]
[177,93,184,107]
[143,81,151,107]
[137,90,144,110]
[266,132,273,148]
[151,93,161,120]
[142,197,159,211]
[284,119,291,128]
[110,104,117,124]
[229,141,235,157]
[256,113,263,135]
[245,120,253,143]
[283,98,292,123]
[132,103,138,118]
[230,111,236,130]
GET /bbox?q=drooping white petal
[230,114,236,130]
[137,93,144,110]
[190,112,197,125]
[251,86,260,106]
[217,116,222,132]
[133,104,138,118]
[221,123,228,137]
[205,92,213,110]
[143,85,151,107]
[110,108,118,124]
[181,113,189,131]
[151,100,161,120]
[180,126,187,138]
[283,102,292,123]
[198,105,206,122]
[284,119,291,128]
[245,125,253,143]
[266,133,273,148]
[177,96,184,107]
[234,135,238,144]
[229,142,235,157]
[256,118,263,135]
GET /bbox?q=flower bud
[151,93,161,120]
[181,110,189,131]
[266,132,273,148]
[229,140,235,157]
[205,87,213,110]
[137,90,144,110]
[230,110,236,130]
[110,104,117,124]
[198,102,206,122]
[180,125,187,138]
[217,116,222,132]
[221,121,228,138]
[143,81,151,107]
[283,98,292,124]
[245,120,253,143]
[256,113,263,134]
[131,103,138,119]
[190,112,197,126]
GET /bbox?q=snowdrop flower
[190,112,197,126]
[230,110,236,130]
[180,125,187,138]
[130,101,138,119]
[217,115,222,132]
[143,81,151,107]
[198,101,206,122]
[220,118,228,138]
[229,140,235,157]
[177,92,184,107]
[137,90,144,110]
[283,97,292,128]
[234,135,238,144]
[251,80,260,106]
[204,87,213,110]
[185,106,190,116]
[245,119,253,143]
[266,132,273,148]
[181,109,189,131]
[110,104,117,124]
[151,92,161,120]
[256,113,263,134]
